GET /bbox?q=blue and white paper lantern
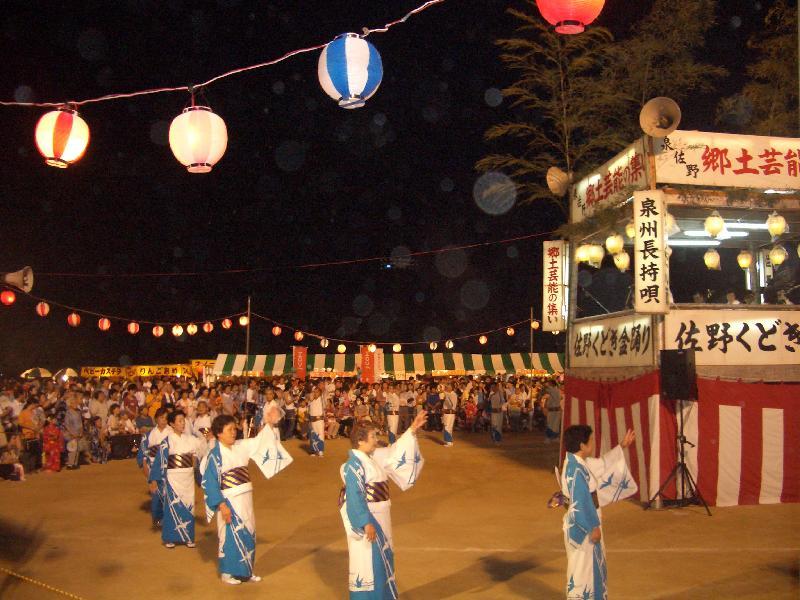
[318,33,383,109]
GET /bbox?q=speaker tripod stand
[646,397,711,516]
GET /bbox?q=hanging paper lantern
[168,106,228,173]
[271,325,282,336]
[35,301,50,317]
[704,210,725,238]
[665,212,680,236]
[769,245,788,266]
[222,318,232,330]
[766,211,787,238]
[531,320,540,330]
[625,221,636,239]
[613,252,630,272]
[429,342,438,351]
[320,337,329,348]
[737,250,753,270]
[172,324,184,337]
[67,312,81,327]
[575,244,590,263]
[704,249,721,270]
[506,327,515,336]
[34,107,90,168]
[152,325,164,338]
[318,33,383,109]
[478,335,488,345]
[588,244,605,265]
[238,315,249,327]
[368,343,377,353]
[337,343,347,354]
[98,318,111,331]
[445,340,454,349]
[535,0,606,34]
[392,343,402,353]
[127,322,140,335]
[605,233,624,255]
[186,323,198,336]
[1,290,16,306]
[203,321,214,333]
[294,331,305,342]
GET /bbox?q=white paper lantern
[769,245,788,266]
[766,211,787,238]
[368,343,377,353]
[35,108,90,168]
[613,252,630,272]
[320,337,329,348]
[318,33,383,109]
[737,250,753,270]
[588,244,605,265]
[575,244,591,263]
[429,342,438,351]
[625,221,636,239]
[704,249,721,270]
[172,324,184,337]
[665,212,681,236]
[478,335,488,345]
[337,343,347,354]
[168,106,228,173]
[392,343,402,353]
[704,210,725,238]
[445,340,454,349]
[605,233,624,255]
[186,323,198,335]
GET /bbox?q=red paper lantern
[203,321,214,333]
[535,0,605,34]
[98,317,111,331]
[221,318,232,330]
[67,312,81,327]
[152,325,164,338]
[1,290,16,306]
[294,331,304,341]
[272,326,282,336]
[34,107,91,168]
[127,322,140,335]
[36,302,50,317]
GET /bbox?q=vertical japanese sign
[633,190,668,313]
[542,240,567,331]
[292,346,308,380]
[360,345,375,383]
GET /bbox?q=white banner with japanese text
[570,138,648,223]
[653,130,800,189]
[542,240,567,331]
[664,309,800,365]
[569,314,655,368]
[633,190,668,313]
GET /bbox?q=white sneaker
[249,575,262,583]
[221,574,241,585]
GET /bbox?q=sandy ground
[0,429,798,600]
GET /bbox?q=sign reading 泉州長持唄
[569,314,654,368]
[633,190,669,314]
[542,240,567,332]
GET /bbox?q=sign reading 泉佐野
[633,190,669,313]
[542,240,567,332]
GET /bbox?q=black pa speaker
[660,349,697,401]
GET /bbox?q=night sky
[0,1,776,374]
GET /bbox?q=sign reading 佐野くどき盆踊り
[569,314,654,368]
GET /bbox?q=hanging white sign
[542,240,567,332]
[633,190,669,313]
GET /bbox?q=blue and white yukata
[441,391,457,446]
[148,431,208,545]
[385,393,400,444]
[136,425,172,524]
[560,446,637,600]
[200,423,293,579]
[339,428,425,599]
[308,395,325,456]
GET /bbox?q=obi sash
[168,453,194,469]
[148,446,159,458]
[221,466,251,490]
[338,480,391,508]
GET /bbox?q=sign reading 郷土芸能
[542,240,567,332]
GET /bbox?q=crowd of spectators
[0,373,563,481]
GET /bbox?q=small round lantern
[392,343,402,353]
[605,233,624,255]
[294,331,305,342]
[575,244,590,263]
[506,327,515,337]
[222,318,232,330]
[320,337,330,348]
[35,301,50,317]
[1,290,16,306]
[766,211,787,238]
[769,245,788,266]
[186,323,198,336]
[625,221,636,239]
[168,106,228,173]
[172,324,184,337]
[318,33,383,109]
[613,252,630,272]
[445,340,454,349]
[35,107,90,168]
[737,250,753,270]
[704,210,725,238]
[478,335,488,345]
[153,325,164,338]
[368,343,377,353]
[98,318,111,331]
[588,244,605,265]
[337,343,347,354]
[272,325,282,336]
[238,315,249,327]
[67,312,81,327]
[203,321,214,333]
[704,249,721,270]
[429,342,438,351]
[127,322,140,335]
[531,320,540,330]
[535,0,606,34]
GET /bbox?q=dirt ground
[0,429,797,599]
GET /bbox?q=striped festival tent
[212,352,564,377]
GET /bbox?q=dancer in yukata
[136,407,172,527]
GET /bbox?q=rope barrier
[0,566,87,600]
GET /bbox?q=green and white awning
[212,352,563,377]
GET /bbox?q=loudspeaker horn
[3,266,34,292]
[639,97,681,138]
[546,166,572,197]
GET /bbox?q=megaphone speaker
[3,266,34,293]
[640,97,681,138]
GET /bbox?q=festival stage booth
[551,130,800,507]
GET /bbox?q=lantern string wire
[4,287,541,346]
[0,0,447,109]
[37,230,553,278]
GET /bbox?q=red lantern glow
[98,318,111,331]
[153,325,164,338]
[221,318,232,330]
[202,321,214,333]
[67,312,81,327]
[128,322,140,335]
[535,0,605,34]
[272,326,282,336]
[1,290,16,306]
[294,331,304,342]
[36,302,50,317]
